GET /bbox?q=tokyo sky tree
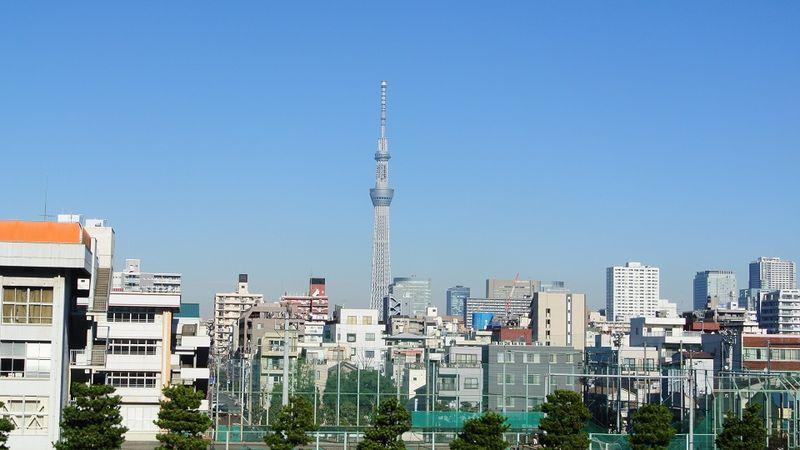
[370,81,393,317]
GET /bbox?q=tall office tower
[693,270,738,310]
[530,292,587,350]
[213,274,263,357]
[486,278,539,299]
[111,258,181,293]
[384,277,431,318]
[749,257,797,291]
[446,285,470,317]
[370,81,394,319]
[606,261,660,322]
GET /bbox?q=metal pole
[336,352,342,426]
[617,344,621,433]
[688,366,694,450]
[282,315,290,406]
[357,366,361,427]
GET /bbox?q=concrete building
[112,258,181,294]
[629,316,702,361]
[750,257,797,291]
[759,289,800,334]
[436,346,483,408]
[606,262,660,322]
[0,219,97,447]
[325,307,386,371]
[171,304,211,395]
[464,297,531,329]
[486,278,538,299]
[384,277,431,319]
[446,285,470,318]
[279,277,329,321]
[483,345,583,411]
[530,292,587,350]
[736,334,800,372]
[693,270,737,311]
[213,274,263,357]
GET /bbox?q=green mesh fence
[410,410,543,429]
[589,433,715,449]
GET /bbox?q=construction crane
[504,272,520,325]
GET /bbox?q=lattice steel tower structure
[370,80,394,317]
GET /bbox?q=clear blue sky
[2,2,798,318]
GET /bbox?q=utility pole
[282,314,290,406]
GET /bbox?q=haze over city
[2,2,798,317]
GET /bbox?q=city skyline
[2,2,798,318]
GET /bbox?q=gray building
[446,286,470,318]
[385,277,431,318]
[483,345,583,411]
[436,346,483,408]
[693,270,737,310]
[464,297,531,329]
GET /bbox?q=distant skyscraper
[446,286,470,317]
[370,81,394,319]
[749,257,796,291]
[385,277,431,318]
[606,261,660,322]
[693,270,737,310]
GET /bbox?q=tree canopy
[539,390,590,450]
[264,395,318,450]
[54,383,128,450]
[450,411,509,450]
[0,401,15,450]
[716,402,767,450]
[356,397,411,450]
[628,404,676,450]
[154,385,212,450]
[322,364,396,426]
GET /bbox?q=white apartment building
[759,289,800,334]
[112,258,181,293]
[0,218,98,448]
[213,274,263,357]
[325,307,386,370]
[750,257,797,291]
[606,262,660,322]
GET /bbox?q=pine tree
[449,411,509,450]
[263,395,318,450]
[54,383,128,450]
[356,397,411,450]
[628,404,676,450]
[539,390,590,450]
[0,401,14,450]
[154,385,212,450]
[716,402,767,450]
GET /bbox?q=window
[346,333,357,343]
[346,316,357,325]
[350,348,356,356]
[2,287,53,324]
[497,374,515,385]
[106,371,158,388]
[526,374,541,385]
[497,353,504,363]
[437,376,457,391]
[524,353,540,364]
[464,377,479,389]
[527,398,542,410]
[0,342,50,378]
[549,354,557,363]
[108,339,158,356]
[365,350,375,359]
[501,397,515,407]
[365,333,376,342]
[362,316,373,325]
[455,354,478,365]
[107,308,156,323]
[565,354,574,363]
[0,396,48,431]
[623,358,636,370]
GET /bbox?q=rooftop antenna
[380,80,387,140]
[40,178,55,222]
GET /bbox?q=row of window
[496,352,575,364]
[2,287,54,324]
[345,333,376,342]
[108,339,159,356]
[106,371,159,388]
[497,374,543,386]
[743,347,800,361]
[345,316,374,325]
[437,377,479,390]
[0,342,52,378]
[107,308,157,323]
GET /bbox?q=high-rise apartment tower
[370,81,394,318]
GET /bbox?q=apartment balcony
[70,347,107,368]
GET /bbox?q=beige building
[530,292,587,350]
[213,274,263,357]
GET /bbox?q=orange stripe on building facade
[0,221,90,249]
